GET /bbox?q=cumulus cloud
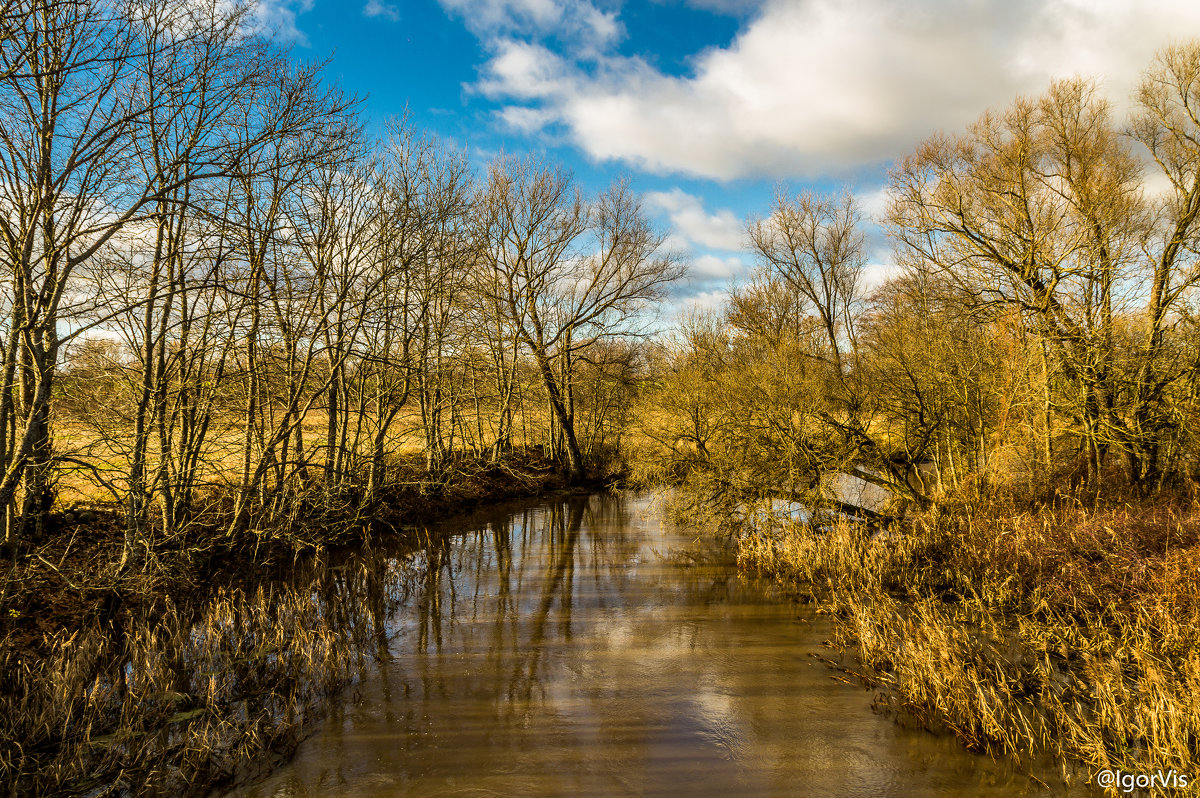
[677,288,735,314]
[646,188,745,251]
[439,0,620,53]
[480,41,571,100]
[364,0,401,22]
[472,0,1200,180]
[691,253,751,280]
[682,0,766,13]
[249,0,314,46]
[859,262,903,293]
[498,105,559,133]
[855,185,893,224]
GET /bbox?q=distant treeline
[632,41,1200,510]
[0,0,679,576]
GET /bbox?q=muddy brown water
[227,492,1090,797]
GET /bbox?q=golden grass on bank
[48,404,568,509]
[729,494,1200,796]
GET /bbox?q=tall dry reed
[0,552,417,796]
[734,495,1200,796]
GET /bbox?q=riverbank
[713,487,1200,796]
[0,451,572,797]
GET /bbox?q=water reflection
[229,493,1088,797]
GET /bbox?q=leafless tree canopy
[0,1,681,579]
[634,42,1200,509]
[6,2,1200,579]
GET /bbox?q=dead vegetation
[731,488,1200,795]
[0,451,566,796]
[0,552,403,796]
[628,39,1200,796]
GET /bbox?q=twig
[33,553,83,592]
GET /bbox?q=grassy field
[47,399,577,509]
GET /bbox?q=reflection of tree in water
[313,494,742,674]
[508,496,586,702]
[403,498,590,705]
[415,536,457,653]
[19,497,701,795]
[319,494,757,742]
[226,493,1073,798]
[402,496,745,712]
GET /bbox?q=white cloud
[855,186,893,224]
[439,0,620,52]
[498,105,559,133]
[859,262,902,293]
[640,188,749,294]
[249,0,314,46]
[678,288,732,314]
[481,41,571,100]
[691,253,749,279]
[442,0,561,33]
[1143,167,1176,200]
[364,0,401,22]
[471,0,1200,180]
[646,188,745,251]
[682,0,766,13]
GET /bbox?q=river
[226,492,1086,797]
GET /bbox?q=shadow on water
[222,492,1093,798]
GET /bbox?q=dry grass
[0,448,567,795]
[0,552,405,795]
[48,402,576,510]
[732,491,1200,796]
[51,409,432,508]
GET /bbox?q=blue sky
[255,0,1200,309]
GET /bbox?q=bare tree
[748,190,864,373]
[0,0,271,553]
[477,157,680,482]
[1127,41,1200,486]
[888,78,1154,487]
